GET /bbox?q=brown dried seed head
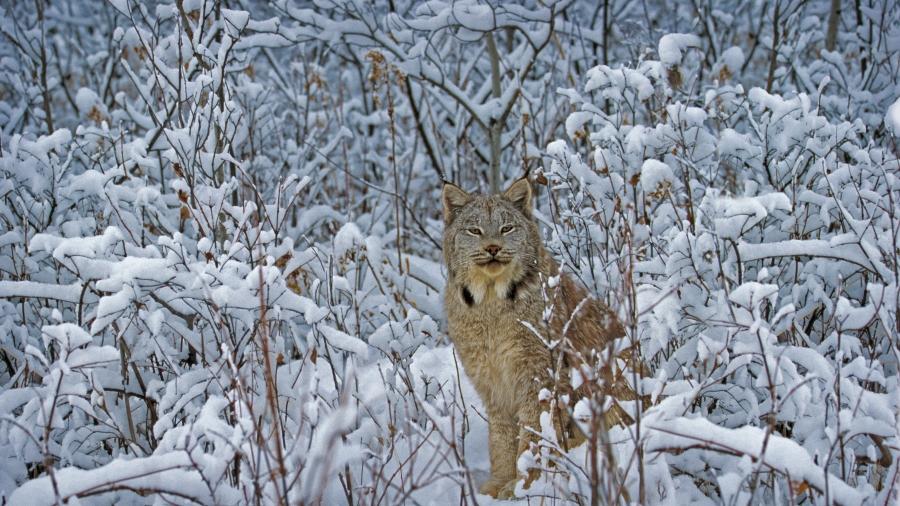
[667,65,683,89]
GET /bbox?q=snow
[74,88,107,122]
[317,324,369,358]
[640,159,676,195]
[42,323,92,351]
[658,33,702,66]
[834,296,876,331]
[711,193,791,239]
[7,452,205,506]
[583,65,654,101]
[886,95,900,134]
[107,0,129,15]
[718,47,745,73]
[738,239,878,272]
[333,222,364,259]
[642,416,867,505]
[0,281,84,303]
[451,3,496,32]
[221,9,250,31]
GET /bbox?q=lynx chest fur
[441,178,624,499]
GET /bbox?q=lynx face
[442,179,541,305]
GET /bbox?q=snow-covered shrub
[543,32,900,505]
[0,1,456,504]
[1,0,899,504]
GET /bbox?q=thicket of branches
[0,0,898,504]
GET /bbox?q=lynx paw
[479,477,518,499]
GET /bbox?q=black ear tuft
[501,178,533,218]
[442,183,472,225]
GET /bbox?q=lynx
[442,178,641,499]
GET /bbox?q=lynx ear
[501,178,533,218]
[442,183,472,225]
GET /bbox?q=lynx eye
[467,227,483,236]
[500,225,514,234]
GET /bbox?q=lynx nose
[485,244,501,256]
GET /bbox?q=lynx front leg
[479,410,519,498]
[515,394,577,495]
[514,403,548,493]
[483,403,548,499]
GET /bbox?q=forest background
[0,0,899,504]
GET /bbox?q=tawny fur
[442,178,641,499]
